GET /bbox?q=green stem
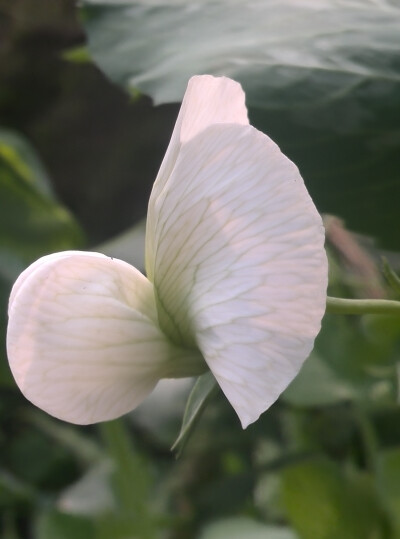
[326,296,400,316]
[352,405,378,473]
[99,420,156,539]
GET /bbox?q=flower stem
[326,296,400,316]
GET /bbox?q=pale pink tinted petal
[176,74,249,145]
[146,75,249,280]
[7,252,174,424]
[152,123,328,427]
[9,251,80,310]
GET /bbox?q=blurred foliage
[0,0,177,244]
[1,0,400,538]
[0,129,84,273]
[82,0,400,251]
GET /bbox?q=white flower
[7,75,328,428]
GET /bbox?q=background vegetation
[1,1,400,537]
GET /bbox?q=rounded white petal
[146,75,249,280]
[151,123,328,428]
[7,251,178,424]
[9,251,79,311]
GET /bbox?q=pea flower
[7,75,327,428]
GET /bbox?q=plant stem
[326,296,400,316]
[352,405,378,473]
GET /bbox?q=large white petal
[7,252,191,424]
[146,75,249,280]
[151,123,328,428]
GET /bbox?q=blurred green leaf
[282,458,386,539]
[7,426,78,489]
[0,129,84,278]
[95,514,155,539]
[58,461,115,517]
[382,258,400,297]
[81,0,400,107]
[362,314,400,351]
[35,510,96,539]
[0,129,53,197]
[26,410,104,466]
[376,448,400,534]
[284,314,398,408]
[172,372,218,456]
[62,46,91,64]
[0,273,14,387]
[254,471,286,522]
[283,352,356,407]
[99,420,157,538]
[199,517,298,539]
[0,469,36,507]
[82,0,400,249]
[1,513,19,539]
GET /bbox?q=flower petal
[9,251,78,311]
[146,75,249,280]
[7,252,178,424]
[150,123,328,427]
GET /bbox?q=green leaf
[82,0,400,249]
[361,314,400,350]
[283,314,398,407]
[81,0,400,107]
[376,448,400,534]
[58,461,115,517]
[62,46,91,64]
[26,410,103,466]
[282,458,386,539]
[382,258,400,297]
[283,352,356,407]
[171,372,218,456]
[99,420,157,537]
[199,517,298,539]
[35,511,96,539]
[254,471,286,522]
[0,468,37,507]
[0,273,14,387]
[0,129,84,279]
[0,129,54,197]
[7,425,77,489]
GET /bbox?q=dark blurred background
[0,0,178,245]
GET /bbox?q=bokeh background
[1,1,400,537]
